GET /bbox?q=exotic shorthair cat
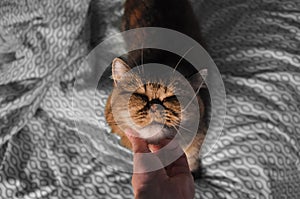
[104,0,209,172]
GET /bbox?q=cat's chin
[133,123,176,144]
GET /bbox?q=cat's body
[104,0,209,172]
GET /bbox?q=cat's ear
[188,69,208,91]
[112,58,131,86]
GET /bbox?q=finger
[155,139,184,165]
[173,153,190,168]
[167,153,191,176]
[125,129,150,153]
[148,138,172,152]
[132,152,166,174]
[125,129,166,174]
[155,140,191,176]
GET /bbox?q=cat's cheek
[129,108,153,127]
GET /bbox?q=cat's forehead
[136,82,174,96]
[117,66,190,97]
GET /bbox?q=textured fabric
[194,1,300,198]
[0,0,300,199]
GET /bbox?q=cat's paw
[187,156,200,172]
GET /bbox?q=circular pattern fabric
[0,0,299,198]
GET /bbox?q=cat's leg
[105,95,133,150]
[119,133,132,149]
[110,125,133,150]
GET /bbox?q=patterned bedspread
[0,0,299,198]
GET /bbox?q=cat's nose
[150,104,164,112]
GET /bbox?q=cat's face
[128,83,181,127]
[109,58,206,144]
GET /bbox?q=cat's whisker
[129,56,141,74]
[172,46,194,74]
[182,79,205,112]
[169,119,181,127]
[178,125,195,134]
[141,42,145,74]
[172,125,189,147]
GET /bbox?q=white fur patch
[131,124,177,144]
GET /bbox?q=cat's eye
[163,95,178,102]
[132,92,149,101]
[119,90,132,95]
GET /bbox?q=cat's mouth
[135,122,177,144]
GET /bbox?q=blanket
[0,0,299,198]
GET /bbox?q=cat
[104,0,209,172]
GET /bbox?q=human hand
[125,129,195,199]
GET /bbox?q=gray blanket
[0,0,299,198]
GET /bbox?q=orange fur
[105,60,208,171]
[104,0,208,172]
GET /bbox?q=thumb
[125,129,165,174]
[125,129,150,153]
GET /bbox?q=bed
[0,0,299,198]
